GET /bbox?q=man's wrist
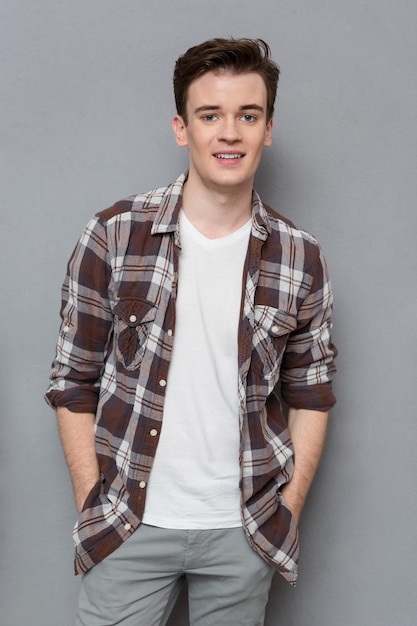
[281,484,303,524]
[74,476,100,514]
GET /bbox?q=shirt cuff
[281,382,336,412]
[45,387,99,414]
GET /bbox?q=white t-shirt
[142,211,251,529]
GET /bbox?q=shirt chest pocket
[252,306,298,380]
[113,298,157,371]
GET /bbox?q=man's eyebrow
[193,105,221,114]
[239,104,265,112]
[193,104,265,114]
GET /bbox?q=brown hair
[173,38,280,124]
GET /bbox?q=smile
[214,153,244,160]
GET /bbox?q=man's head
[173,38,280,126]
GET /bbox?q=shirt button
[271,325,279,334]
[124,523,132,531]
[167,329,173,337]
[129,314,137,323]
[150,429,158,437]
[63,325,70,332]
[159,379,167,387]
[139,481,146,489]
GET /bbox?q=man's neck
[181,177,253,240]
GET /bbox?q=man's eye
[242,114,256,122]
[202,114,216,122]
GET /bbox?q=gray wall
[1,1,416,624]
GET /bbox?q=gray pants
[76,524,275,626]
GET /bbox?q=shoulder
[95,183,171,225]
[263,203,320,248]
[263,203,324,266]
[259,203,330,284]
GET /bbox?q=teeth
[215,153,243,159]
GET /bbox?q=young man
[46,38,337,626]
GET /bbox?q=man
[46,38,337,626]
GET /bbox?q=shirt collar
[151,171,272,243]
[250,188,272,240]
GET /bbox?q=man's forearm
[281,407,328,524]
[56,406,100,514]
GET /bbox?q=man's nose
[218,117,242,142]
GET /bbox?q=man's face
[172,71,273,194]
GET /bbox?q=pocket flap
[114,298,157,327]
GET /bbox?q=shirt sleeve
[45,216,114,413]
[280,241,337,412]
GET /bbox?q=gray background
[1,1,416,625]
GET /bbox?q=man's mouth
[214,153,244,160]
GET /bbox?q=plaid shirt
[46,172,336,586]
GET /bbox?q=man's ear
[263,117,274,147]
[172,115,188,147]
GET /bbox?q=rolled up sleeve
[45,217,113,413]
[280,244,337,411]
